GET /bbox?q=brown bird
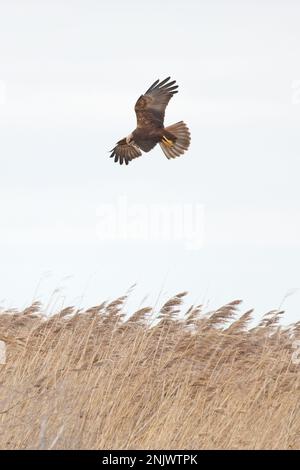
[109,77,191,165]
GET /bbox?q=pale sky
[0,0,300,322]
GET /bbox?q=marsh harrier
[109,77,191,165]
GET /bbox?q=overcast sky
[0,0,300,322]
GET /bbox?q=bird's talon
[162,136,173,147]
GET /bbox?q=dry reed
[0,293,299,449]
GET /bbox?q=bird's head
[126,133,134,145]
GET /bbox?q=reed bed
[0,292,299,449]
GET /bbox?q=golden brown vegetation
[0,292,300,449]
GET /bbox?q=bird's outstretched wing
[109,138,142,165]
[134,77,178,128]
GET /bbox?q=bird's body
[132,127,165,151]
[110,77,191,165]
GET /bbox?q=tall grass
[0,293,299,449]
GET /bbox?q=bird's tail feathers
[159,121,191,159]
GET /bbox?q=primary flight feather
[109,77,191,165]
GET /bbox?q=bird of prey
[109,77,191,165]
